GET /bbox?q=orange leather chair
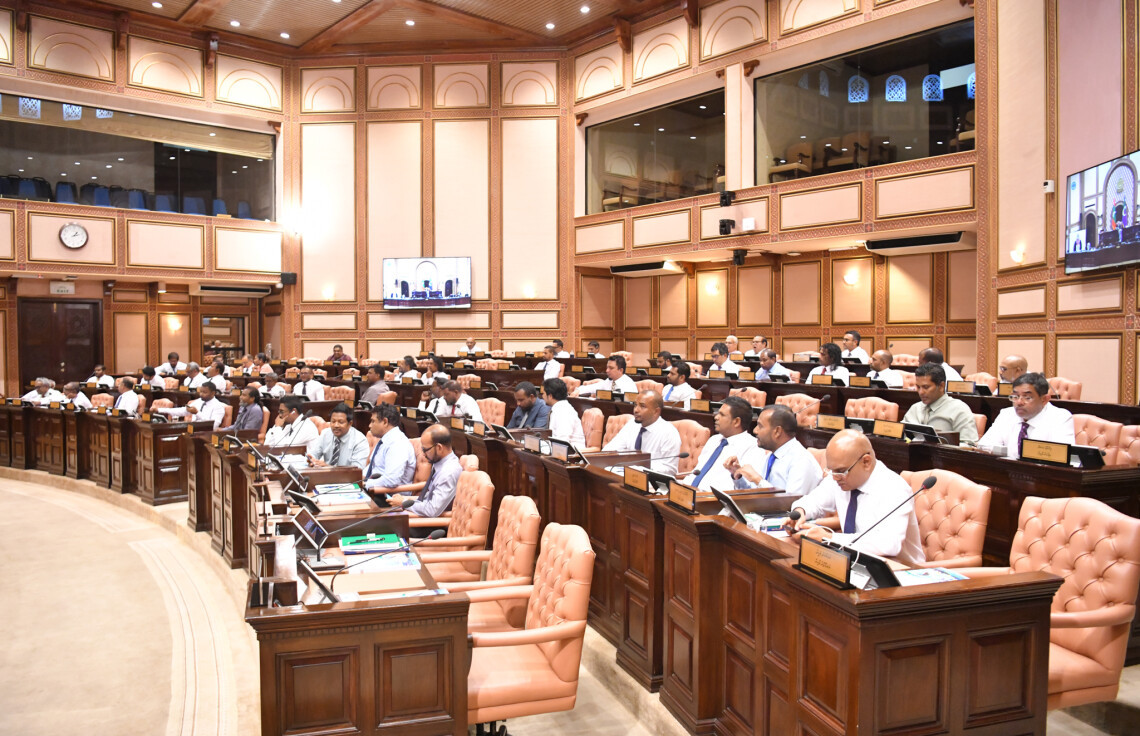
[965,372,999,393]
[774,393,820,427]
[787,370,802,384]
[457,374,480,390]
[686,362,705,378]
[580,407,605,452]
[326,385,355,402]
[257,407,271,443]
[614,351,633,363]
[601,414,634,446]
[378,391,397,406]
[894,354,920,367]
[284,367,300,379]
[806,446,827,470]
[465,523,595,726]
[410,466,494,551]
[150,398,174,410]
[670,419,711,476]
[1047,376,1083,401]
[1073,414,1122,455]
[901,372,917,390]
[163,377,180,390]
[901,469,990,568]
[561,376,581,394]
[960,497,1140,709]
[973,414,987,438]
[477,397,506,426]
[844,396,899,422]
[421,494,541,595]
[91,393,114,407]
[490,350,509,359]
[635,379,661,395]
[1108,425,1140,467]
[136,395,148,414]
[728,387,767,407]
[222,404,234,427]
[247,381,262,389]
[310,416,329,434]
[459,454,479,471]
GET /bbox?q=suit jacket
[506,400,550,429]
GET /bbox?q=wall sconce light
[704,278,721,296]
[843,269,859,286]
[522,283,537,299]
[156,281,167,294]
[1010,244,1027,264]
[322,285,336,301]
[166,316,183,332]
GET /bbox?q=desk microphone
[794,397,825,415]
[330,528,446,590]
[604,451,689,468]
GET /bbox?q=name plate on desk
[418,351,429,357]
[849,376,871,388]
[405,407,418,419]
[809,374,833,385]
[550,441,570,461]
[817,414,846,431]
[1021,438,1070,465]
[472,421,485,436]
[797,537,852,588]
[689,399,711,412]
[667,481,698,514]
[86,382,97,388]
[179,385,189,392]
[111,408,125,417]
[450,417,465,430]
[470,379,482,389]
[872,419,905,439]
[597,389,613,401]
[947,380,975,394]
[708,369,726,379]
[323,361,333,367]
[625,367,636,375]
[140,384,151,391]
[247,453,259,469]
[739,370,756,380]
[515,351,526,358]
[703,353,713,360]
[211,434,221,447]
[11,399,22,406]
[231,388,241,396]
[647,367,662,376]
[95,406,108,414]
[997,383,1012,397]
[141,413,152,422]
[475,351,486,357]
[177,370,186,376]
[0,398,6,405]
[185,423,196,434]
[523,434,542,453]
[401,377,413,385]
[49,401,60,409]
[624,466,648,492]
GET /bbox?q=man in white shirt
[264,396,321,447]
[602,390,682,475]
[307,403,369,469]
[662,361,697,404]
[62,382,93,409]
[586,340,606,359]
[141,367,165,391]
[807,343,851,385]
[551,338,572,359]
[21,378,65,405]
[978,373,1075,459]
[919,347,963,382]
[433,381,484,422]
[841,331,870,364]
[534,345,562,381]
[417,377,449,415]
[576,355,638,397]
[543,378,585,447]
[998,354,1028,385]
[292,366,325,402]
[709,342,744,376]
[393,356,420,383]
[363,403,418,496]
[756,350,791,381]
[727,405,823,496]
[866,350,904,388]
[206,362,228,392]
[160,381,226,428]
[684,396,761,491]
[85,365,115,389]
[111,377,141,414]
[182,362,207,389]
[788,430,925,567]
[238,354,256,376]
[259,372,287,398]
[464,336,480,354]
[155,352,186,377]
[744,335,768,358]
[421,356,450,385]
[725,335,740,354]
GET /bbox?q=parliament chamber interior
[2,0,1140,734]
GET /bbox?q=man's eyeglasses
[827,452,869,479]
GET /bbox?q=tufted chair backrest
[161,377,179,390]
[222,404,234,426]
[476,397,506,426]
[901,372,917,390]
[459,454,479,471]
[150,398,174,410]
[91,393,114,407]
[965,372,999,393]
[258,407,271,442]
[1047,376,1083,401]
[486,495,542,584]
[359,358,377,367]
[475,359,496,370]
[457,374,480,390]
[327,385,355,402]
[1073,414,1122,453]
[1108,425,1140,467]
[1010,496,1140,686]
[844,396,899,421]
[775,393,820,426]
[409,438,432,482]
[313,369,328,380]
[525,523,596,681]
[671,420,711,475]
[729,387,767,408]
[581,407,605,450]
[614,351,633,364]
[901,469,990,567]
[788,370,802,384]
[893,354,920,367]
[136,395,148,414]
[445,469,494,553]
[378,391,397,406]
[490,350,509,358]
[602,414,634,446]
[686,362,704,378]
[284,367,300,379]
[561,376,581,394]
[973,414,987,438]
[635,379,661,395]
[384,371,397,382]
[310,416,329,434]
[807,446,827,470]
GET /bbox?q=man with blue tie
[363,403,418,498]
[683,397,760,490]
[662,361,697,404]
[506,382,550,429]
[726,405,821,496]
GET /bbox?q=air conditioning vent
[609,261,684,277]
[190,283,273,298]
[865,231,975,256]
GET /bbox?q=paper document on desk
[315,482,364,494]
[315,491,371,506]
[894,568,968,587]
[346,552,422,573]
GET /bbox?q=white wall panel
[434,120,489,300]
[502,118,558,300]
[368,121,422,301]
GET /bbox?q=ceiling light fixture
[546,22,555,30]
[117,157,124,161]
[106,164,112,168]
[60,172,66,176]
[699,105,707,109]
[280,32,290,39]
[580,5,590,13]
[230,20,240,27]
[152,1,163,7]
[209,132,216,136]
[633,123,640,126]
[406,19,415,26]
[690,136,696,140]
[658,127,665,132]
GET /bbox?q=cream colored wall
[1057,337,1119,404]
[502,118,559,301]
[434,120,490,300]
[625,278,652,328]
[300,123,356,302]
[113,313,149,373]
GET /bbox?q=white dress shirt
[734,438,823,497]
[86,374,115,388]
[712,359,744,375]
[69,392,93,409]
[577,374,638,396]
[364,428,417,490]
[183,374,207,389]
[744,349,763,357]
[588,353,606,359]
[535,360,561,380]
[259,383,287,398]
[941,362,964,381]
[147,376,166,390]
[978,403,1075,459]
[808,364,851,384]
[21,389,65,405]
[264,416,321,447]
[111,390,141,414]
[308,427,370,469]
[160,396,226,428]
[842,346,870,364]
[866,368,904,388]
[156,362,186,376]
[421,371,450,386]
[293,380,325,402]
[661,382,697,404]
[549,400,585,447]
[418,396,447,416]
[602,417,682,475]
[794,459,925,567]
[554,351,572,359]
[683,431,763,491]
[432,393,483,423]
[208,375,227,392]
[394,369,420,383]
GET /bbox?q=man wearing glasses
[785,430,925,567]
[386,424,462,524]
[978,373,1074,459]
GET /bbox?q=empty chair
[477,397,506,426]
[901,469,990,568]
[0,176,13,197]
[109,186,128,208]
[901,372,917,390]
[844,396,899,421]
[126,189,148,210]
[581,407,605,451]
[1047,376,1082,401]
[16,178,37,199]
[212,198,228,216]
[90,185,111,207]
[326,385,354,402]
[420,494,541,589]
[237,200,253,219]
[768,141,813,182]
[824,131,870,170]
[893,354,920,367]
[456,374,480,390]
[728,386,766,407]
[32,177,53,199]
[150,398,174,410]
[182,196,206,215]
[90,393,114,407]
[1072,414,1122,455]
[154,194,176,212]
[775,393,821,426]
[965,372,999,393]
[1108,425,1140,467]
[55,181,78,203]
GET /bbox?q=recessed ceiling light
[406,19,415,26]
[882,140,890,145]
[699,105,706,109]
[91,176,97,180]
[257,159,263,162]
[230,20,240,27]
[690,136,697,140]
[26,156,32,160]
[117,157,124,161]
[60,172,66,176]
[169,156,175,160]
[17,169,23,172]
[242,165,248,169]
[904,145,912,150]
[633,123,640,126]
[106,164,113,168]
[209,132,216,136]
[658,127,665,132]
[936,140,943,145]
[800,135,806,139]
[231,170,237,174]
[546,22,555,30]
[333,0,341,3]
[280,32,290,39]
[580,5,590,13]
[152,1,163,7]
[74,161,80,165]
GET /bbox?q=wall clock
[59,223,88,249]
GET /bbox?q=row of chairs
[0,175,258,218]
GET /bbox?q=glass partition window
[0,95,275,220]
[755,21,974,184]
[586,90,726,214]
[202,317,246,366]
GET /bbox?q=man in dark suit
[506,381,550,429]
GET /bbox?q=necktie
[330,438,340,466]
[764,452,776,480]
[693,438,728,482]
[869,371,877,379]
[113,393,121,408]
[635,427,646,451]
[367,439,382,476]
[521,408,530,429]
[1017,421,1030,452]
[300,381,307,396]
[664,385,673,401]
[843,489,862,534]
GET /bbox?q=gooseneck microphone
[330,528,446,590]
[604,451,690,468]
[844,475,936,547]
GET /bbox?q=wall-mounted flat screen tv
[382,257,472,309]
[1065,150,1140,274]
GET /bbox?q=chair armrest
[408,516,450,528]
[1052,605,1137,629]
[916,555,982,569]
[952,566,1012,579]
[470,620,587,648]
[464,584,534,604]
[391,482,426,494]
[415,534,485,549]
[443,576,531,592]
[418,550,493,564]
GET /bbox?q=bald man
[787,430,925,567]
[867,350,904,388]
[998,354,1028,384]
[602,390,682,475]
[387,425,462,521]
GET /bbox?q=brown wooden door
[18,299,103,391]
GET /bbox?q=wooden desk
[63,409,84,479]
[457,430,513,540]
[106,414,135,493]
[31,406,68,475]
[79,411,112,486]
[133,420,215,505]
[206,440,256,568]
[185,435,216,532]
[3,402,34,469]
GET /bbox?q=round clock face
[59,223,88,250]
